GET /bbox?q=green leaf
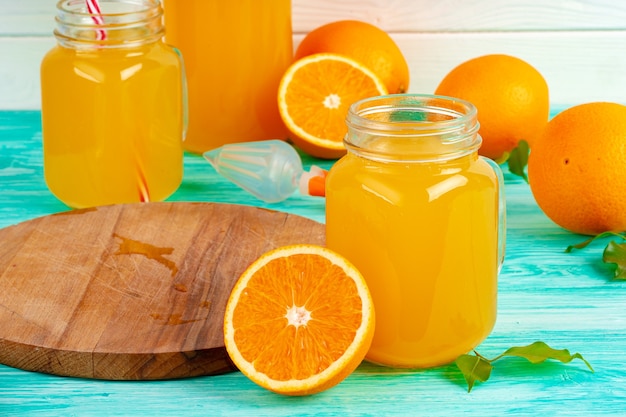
[565,231,626,253]
[507,140,530,182]
[497,341,594,372]
[455,341,594,392]
[603,240,626,280]
[455,354,493,392]
[565,232,626,279]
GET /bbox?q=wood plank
[0,202,325,380]
[2,30,625,110]
[0,0,54,36]
[293,0,626,32]
[1,110,625,416]
[0,38,55,110]
[2,0,626,109]
[2,0,626,35]
[389,30,626,106]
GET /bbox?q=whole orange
[435,54,549,161]
[295,20,410,94]
[528,102,626,235]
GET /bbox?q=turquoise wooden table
[1,110,624,416]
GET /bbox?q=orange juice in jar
[41,0,185,209]
[326,95,505,368]
[163,0,292,154]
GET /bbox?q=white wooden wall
[1,0,625,110]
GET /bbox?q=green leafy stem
[506,139,530,182]
[455,341,594,392]
[565,231,626,280]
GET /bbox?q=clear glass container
[41,0,186,208]
[163,0,293,154]
[326,94,505,368]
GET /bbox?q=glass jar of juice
[41,0,185,209]
[163,0,292,154]
[326,94,505,368]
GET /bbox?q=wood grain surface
[1,111,626,416]
[0,202,325,380]
[2,1,626,109]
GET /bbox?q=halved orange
[277,53,388,159]
[223,244,375,396]
[295,20,410,95]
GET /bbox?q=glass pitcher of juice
[325,94,505,368]
[163,0,292,154]
[41,0,185,209]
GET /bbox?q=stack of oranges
[280,28,626,237]
[435,54,626,235]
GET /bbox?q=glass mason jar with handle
[325,94,505,368]
[41,0,186,209]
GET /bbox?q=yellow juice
[41,42,184,208]
[163,0,292,154]
[326,139,500,368]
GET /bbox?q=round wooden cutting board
[0,202,325,380]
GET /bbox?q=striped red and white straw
[85,0,106,41]
[84,0,151,202]
[135,158,151,203]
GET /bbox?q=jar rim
[54,0,163,48]
[344,94,482,162]
[56,0,161,19]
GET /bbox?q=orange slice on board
[223,244,375,396]
[278,53,388,159]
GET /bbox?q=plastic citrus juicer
[203,140,327,203]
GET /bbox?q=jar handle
[481,156,506,271]
[172,46,189,141]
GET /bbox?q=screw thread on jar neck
[54,0,164,48]
[345,94,482,163]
